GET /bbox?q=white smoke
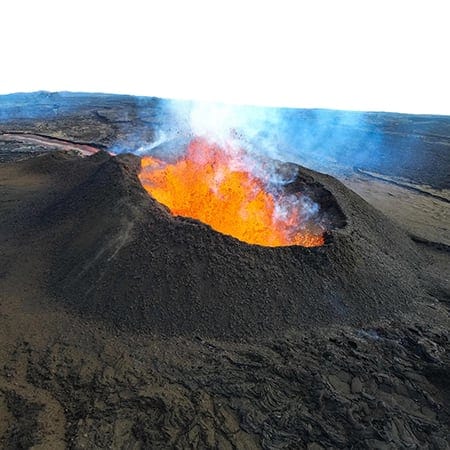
[163,99,286,158]
[134,130,169,156]
[155,100,323,228]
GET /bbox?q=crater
[138,137,346,247]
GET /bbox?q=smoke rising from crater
[125,99,389,178]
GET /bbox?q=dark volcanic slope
[1,151,429,338]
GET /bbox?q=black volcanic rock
[2,151,428,338]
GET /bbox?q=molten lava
[139,137,325,247]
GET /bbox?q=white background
[1,0,449,114]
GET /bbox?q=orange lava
[139,137,324,247]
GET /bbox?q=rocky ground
[0,93,449,449]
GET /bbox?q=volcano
[1,148,425,337]
[1,93,449,449]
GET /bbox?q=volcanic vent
[138,136,342,247]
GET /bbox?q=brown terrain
[0,93,449,449]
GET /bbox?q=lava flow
[139,137,325,247]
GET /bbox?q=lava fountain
[139,137,325,247]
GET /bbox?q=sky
[1,0,449,115]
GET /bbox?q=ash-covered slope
[3,151,428,337]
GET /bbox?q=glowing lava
[139,137,325,247]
